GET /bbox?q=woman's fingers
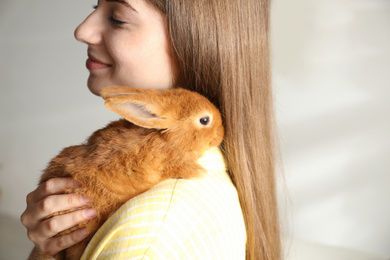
[34,193,91,221]
[38,208,97,239]
[36,228,90,256]
[21,178,97,257]
[28,178,81,204]
[26,207,97,255]
[21,192,92,232]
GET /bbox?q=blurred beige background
[0,0,389,259]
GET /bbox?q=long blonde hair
[149,0,281,259]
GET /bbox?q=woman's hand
[21,178,97,256]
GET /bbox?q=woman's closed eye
[108,16,125,26]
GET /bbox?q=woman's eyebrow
[106,0,138,12]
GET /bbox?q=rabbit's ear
[102,87,169,129]
[105,100,168,129]
[101,86,145,99]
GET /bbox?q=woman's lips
[86,55,111,70]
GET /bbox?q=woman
[21,0,281,259]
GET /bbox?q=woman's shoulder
[109,147,245,231]
[82,147,246,259]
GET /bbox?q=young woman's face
[74,0,177,95]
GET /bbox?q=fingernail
[80,195,91,204]
[83,208,97,219]
[79,228,89,238]
[75,181,82,187]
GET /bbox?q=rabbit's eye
[200,117,210,125]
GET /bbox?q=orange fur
[38,86,224,260]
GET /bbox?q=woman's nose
[74,11,103,45]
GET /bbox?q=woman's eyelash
[92,5,98,9]
[108,17,125,26]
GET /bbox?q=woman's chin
[87,80,106,96]
[88,87,101,96]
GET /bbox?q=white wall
[0,0,389,258]
[271,0,390,258]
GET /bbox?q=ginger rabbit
[37,86,224,260]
